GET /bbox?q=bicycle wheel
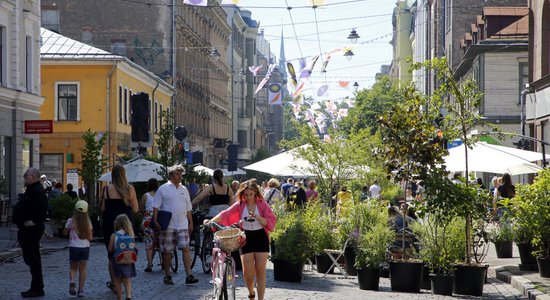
[212,251,224,300]
[201,231,214,274]
[189,228,200,269]
[171,248,178,273]
[224,257,236,300]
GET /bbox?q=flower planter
[430,274,454,296]
[453,264,487,296]
[537,258,550,278]
[272,259,304,282]
[357,268,380,290]
[494,241,513,258]
[420,265,431,290]
[517,243,538,271]
[344,247,357,276]
[315,254,334,274]
[389,261,423,293]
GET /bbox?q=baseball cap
[75,200,88,213]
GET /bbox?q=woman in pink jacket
[208,180,276,300]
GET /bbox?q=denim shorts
[69,246,90,261]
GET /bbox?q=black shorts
[240,229,269,254]
[69,246,90,261]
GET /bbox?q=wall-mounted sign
[24,120,53,134]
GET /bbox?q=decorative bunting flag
[183,0,207,6]
[255,64,277,94]
[321,47,344,73]
[338,81,349,88]
[221,0,240,4]
[292,82,306,97]
[248,65,262,76]
[268,84,282,105]
[292,93,304,104]
[323,134,331,143]
[287,62,298,87]
[299,55,319,80]
[317,84,328,97]
[308,0,327,6]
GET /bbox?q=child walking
[108,214,137,300]
[63,200,93,297]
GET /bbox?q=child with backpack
[63,200,93,297]
[108,214,137,300]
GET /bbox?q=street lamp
[347,28,360,44]
[353,82,359,91]
[344,49,354,61]
[209,48,221,62]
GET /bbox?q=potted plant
[270,208,314,282]
[50,194,78,237]
[411,213,465,296]
[304,201,337,274]
[488,218,515,258]
[505,169,550,277]
[355,221,393,290]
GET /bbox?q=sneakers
[163,276,174,285]
[77,290,86,297]
[69,282,77,296]
[186,275,199,284]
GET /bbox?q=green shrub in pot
[355,222,394,270]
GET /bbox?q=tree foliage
[78,129,108,206]
[339,76,403,135]
[155,110,177,180]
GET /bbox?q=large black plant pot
[420,265,431,290]
[389,261,423,293]
[430,274,454,296]
[453,264,487,296]
[315,254,334,274]
[344,247,357,276]
[357,268,380,290]
[537,258,550,278]
[272,259,304,282]
[517,243,538,271]
[494,241,513,258]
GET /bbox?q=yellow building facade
[39,29,173,186]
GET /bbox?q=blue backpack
[113,231,138,264]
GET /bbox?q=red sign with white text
[24,120,53,134]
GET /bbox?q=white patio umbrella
[194,165,215,176]
[243,145,315,177]
[443,142,549,175]
[222,168,247,176]
[98,158,164,182]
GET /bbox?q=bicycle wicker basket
[214,227,244,253]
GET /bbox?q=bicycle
[204,221,245,300]
[189,208,208,269]
[151,239,178,273]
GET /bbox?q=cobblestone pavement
[0,239,528,300]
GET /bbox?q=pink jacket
[217,197,276,237]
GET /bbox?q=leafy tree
[413,57,490,264]
[78,129,108,207]
[155,110,177,180]
[340,76,403,135]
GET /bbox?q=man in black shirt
[12,167,48,298]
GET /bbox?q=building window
[81,27,93,44]
[149,99,152,131]
[124,88,128,124]
[118,86,123,123]
[154,101,158,133]
[159,104,163,129]
[56,83,79,121]
[111,39,126,56]
[0,26,4,86]
[41,6,60,33]
[26,36,32,92]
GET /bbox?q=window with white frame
[154,101,158,133]
[124,88,128,124]
[118,86,123,123]
[159,104,163,129]
[56,83,79,121]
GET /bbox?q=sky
[235,0,395,100]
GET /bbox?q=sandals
[248,293,255,299]
[144,264,153,272]
[163,276,174,285]
[106,281,116,293]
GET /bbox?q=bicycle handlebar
[203,221,241,232]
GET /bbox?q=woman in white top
[140,178,159,272]
[262,178,283,208]
[192,169,235,217]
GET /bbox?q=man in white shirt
[153,164,198,285]
[369,180,382,200]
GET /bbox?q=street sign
[24,120,53,134]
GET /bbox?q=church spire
[278,28,287,82]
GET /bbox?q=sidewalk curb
[489,266,550,300]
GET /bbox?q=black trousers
[18,225,45,291]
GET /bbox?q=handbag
[156,210,172,231]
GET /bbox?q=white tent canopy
[98,158,163,182]
[243,145,316,177]
[444,142,549,175]
[194,165,214,176]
